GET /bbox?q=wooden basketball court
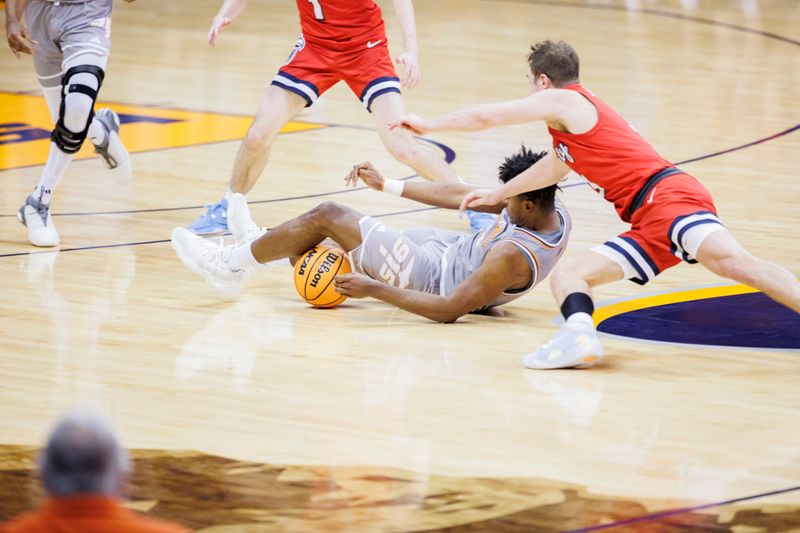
[1,0,799,530]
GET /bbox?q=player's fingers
[459,192,480,212]
[407,69,419,89]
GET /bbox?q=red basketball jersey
[548,84,674,221]
[296,0,385,44]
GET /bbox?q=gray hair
[39,408,132,497]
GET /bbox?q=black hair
[498,145,558,210]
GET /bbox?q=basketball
[293,245,352,308]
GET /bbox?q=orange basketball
[293,244,351,308]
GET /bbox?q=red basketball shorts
[271,34,400,112]
[592,173,727,285]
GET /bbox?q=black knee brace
[51,64,105,154]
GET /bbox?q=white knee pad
[51,65,105,154]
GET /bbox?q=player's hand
[395,51,420,89]
[388,114,430,135]
[345,162,384,190]
[208,15,232,47]
[334,273,378,299]
[459,188,505,212]
[6,20,37,58]
[123,0,137,3]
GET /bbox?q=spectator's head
[39,408,132,498]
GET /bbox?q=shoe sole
[523,342,605,370]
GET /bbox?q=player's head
[498,145,558,225]
[526,40,580,92]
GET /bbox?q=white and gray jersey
[350,201,571,311]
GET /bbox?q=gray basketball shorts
[25,0,113,86]
[349,217,456,294]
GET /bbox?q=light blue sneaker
[188,198,228,235]
[466,210,496,233]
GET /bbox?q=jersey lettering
[555,142,574,164]
[308,0,324,20]
[377,238,414,288]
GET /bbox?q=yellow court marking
[0,92,326,170]
[593,284,760,326]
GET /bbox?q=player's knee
[51,65,104,154]
[308,201,346,226]
[549,263,574,290]
[63,94,94,133]
[243,123,275,152]
[384,139,418,167]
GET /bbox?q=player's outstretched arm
[5,0,36,58]
[389,91,570,134]
[346,162,505,213]
[334,243,531,323]
[460,151,570,211]
[208,0,249,46]
[392,0,420,88]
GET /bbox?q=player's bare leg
[371,92,494,231]
[188,86,307,234]
[230,87,307,195]
[523,251,624,370]
[370,92,457,183]
[246,201,363,264]
[174,198,363,295]
[695,230,800,313]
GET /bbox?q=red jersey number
[308,0,324,20]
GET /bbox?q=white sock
[87,117,107,146]
[566,312,594,328]
[224,187,235,202]
[40,85,62,124]
[35,143,74,205]
[227,243,261,271]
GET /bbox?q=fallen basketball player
[171,146,571,323]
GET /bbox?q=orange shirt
[2,494,188,533]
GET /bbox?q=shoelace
[199,241,234,272]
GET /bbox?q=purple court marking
[0,206,438,259]
[563,484,800,533]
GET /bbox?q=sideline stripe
[564,484,800,532]
[0,206,439,259]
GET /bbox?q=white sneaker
[93,108,132,184]
[522,321,605,370]
[171,227,245,296]
[228,193,266,246]
[17,194,60,247]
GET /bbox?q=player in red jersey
[188,0,490,235]
[390,40,800,369]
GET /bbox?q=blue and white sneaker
[188,198,228,235]
[466,210,496,233]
